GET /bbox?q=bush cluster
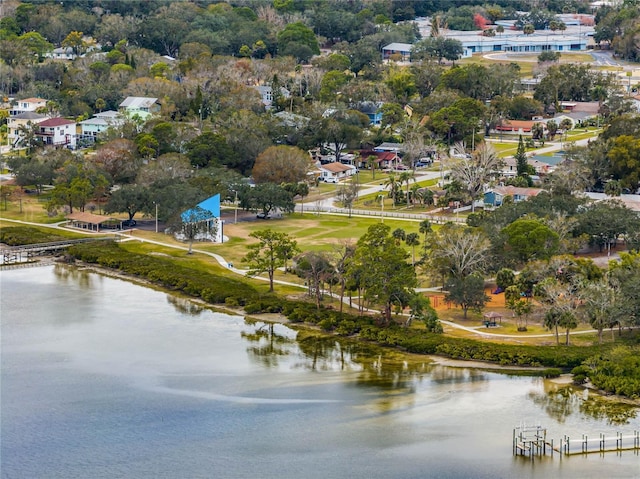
[69,242,257,305]
[579,347,640,399]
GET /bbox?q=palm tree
[399,170,416,208]
[419,219,432,243]
[392,228,406,245]
[367,155,378,180]
[405,233,420,266]
[523,24,535,35]
[384,174,401,205]
[410,184,423,205]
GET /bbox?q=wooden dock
[0,237,117,266]
[514,425,640,460]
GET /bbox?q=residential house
[9,97,47,116]
[7,112,49,148]
[583,193,640,214]
[78,111,126,142]
[356,101,384,125]
[35,118,76,148]
[253,85,290,110]
[484,186,544,207]
[119,97,160,120]
[495,119,538,135]
[382,43,412,62]
[45,47,76,61]
[319,162,357,183]
[501,157,555,177]
[178,194,223,243]
[360,149,401,170]
[553,101,600,125]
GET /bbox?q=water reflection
[242,319,293,368]
[53,264,94,288]
[529,382,638,425]
[166,295,204,316]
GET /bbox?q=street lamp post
[154,202,158,233]
[379,192,384,223]
[234,189,238,224]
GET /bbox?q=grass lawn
[459,52,597,78]
[0,192,66,224]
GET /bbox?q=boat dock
[513,425,640,460]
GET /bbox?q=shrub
[542,368,562,378]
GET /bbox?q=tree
[320,115,363,163]
[336,179,359,218]
[332,241,355,314]
[384,68,417,104]
[580,278,620,344]
[252,146,313,184]
[62,31,86,56]
[243,229,299,292]
[398,170,416,207]
[104,184,151,222]
[136,153,193,187]
[412,37,463,64]
[239,183,295,218]
[445,273,489,319]
[348,224,417,323]
[429,224,491,281]
[392,228,406,245]
[577,200,638,253]
[523,24,535,35]
[449,143,501,212]
[367,155,378,180]
[607,135,640,190]
[177,206,216,254]
[496,268,515,291]
[405,232,420,266]
[11,157,55,194]
[535,277,580,345]
[295,251,334,309]
[277,22,320,56]
[92,139,139,184]
[185,132,238,170]
[515,135,529,178]
[408,293,441,332]
[502,218,560,263]
[546,120,558,140]
[505,285,533,331]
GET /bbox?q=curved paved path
[2,217,609,341]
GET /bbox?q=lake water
[2,266,639,479]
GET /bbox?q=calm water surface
[2,266,639,479]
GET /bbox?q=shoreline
[10,259,640,407]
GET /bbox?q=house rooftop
[12,112,47,120]
[119,97,158,108]
[39,117,75,127]
[321,162,354,173]
[491,186,544,197]
[17,97,47,103]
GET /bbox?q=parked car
[323,177,339,183]
[256,212,272,219]
[122,219,137,227]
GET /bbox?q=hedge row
[243,296,598,370]
[0,226,70,245]
[68,242,257,305]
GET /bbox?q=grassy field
[459,51,598,78]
